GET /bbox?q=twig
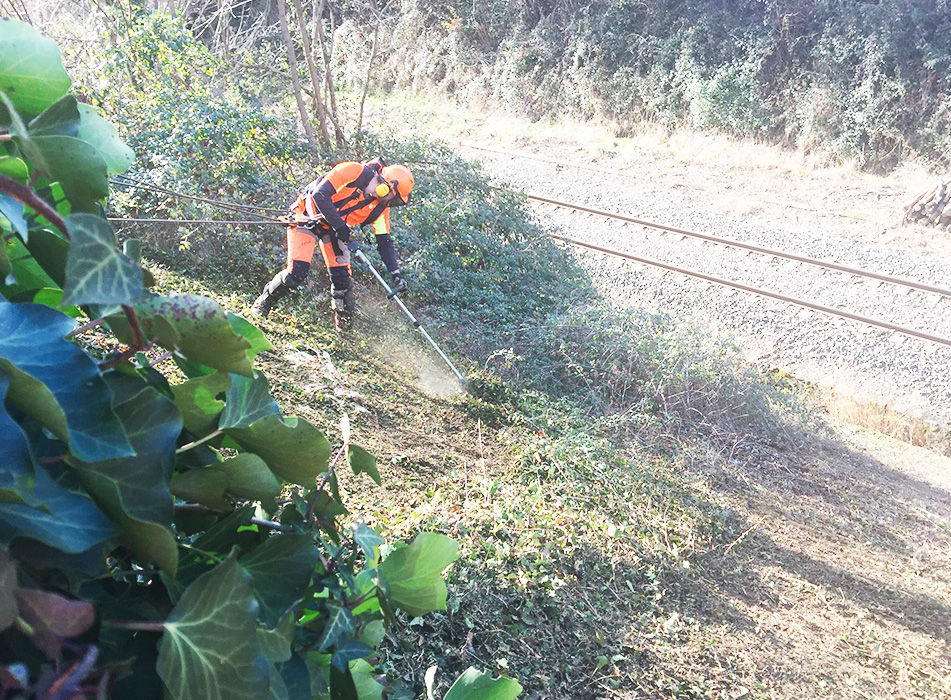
[175,429,224,454]
[724,514,767,553]
[0,134,11,142]
[251,517,290,532]
[104,620,165,633]
[123,304,145,349]
[66,317,106,339]
[0,173,69,239]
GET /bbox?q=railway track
[459,142,951,351]
[529,194,951,349]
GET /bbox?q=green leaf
[444,668,522,700]
[0,371,33,503]
[1,236,57,301]
[0,156,29,182]
[227,414,330,486]
[316,604,356,653]
[227,312,273,363]
[352,522,384,566]
[331,640,373,673]
[219,372,280,430]
[62,213,142,306]
[277,654,312,700]
[158,551,269,700]
[12,132,109,210]
[170,468,230,510]
[76,103,134,174]
[239,533,319,627]
[73,386,181,574]
[0,19,71,117]
[350,659,383,700]
[134,294,254,376]
[216,453,281,501]
[377,533,459,617]
[24,228,69,288]
[258,610,295,664]
[0,460,116,555]
[170,372,231,434]
[347,445,381,486]
[27,94,79,137]
[0,301,133,461]
[0,192,27,238]
[330,664,358,700]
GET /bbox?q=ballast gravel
[463,146,951,428]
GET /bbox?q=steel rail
[530,194,951,299]
[550,233,951,349]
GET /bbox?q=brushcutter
[352,248,464,382]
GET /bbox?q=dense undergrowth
[333,0,951,171]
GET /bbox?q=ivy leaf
[316,604,356,653]
[0,372,33,502]
[377,533,459,617]
[227,414,330,486]
[277,654,312,700]
[133,294,254,377]
[216,453,282,501]
[239,533,319,627]
[62,214,143,306]
[352,522,384,566]
[73,386,181,574]
[170,468,230,510]
[76,104,134,174]
[15,587,95,659]
[158,551,269,700]
[27,94,79,137]
[347,445,381,486]
[0,237,57,300]
[0,19,71,117]
[219,372,280,430]
[9,121,109,211]
[350,659,384,700]
[0,156,29,182]
[0,301,133,461]
[257,610,295,664]
[443,668,523,700]
[0,193,27,239]
[330,639,373,673]
[24,228,69,288]
[170,372,231,434]
[227,312,273,364]
[0,460,116,555]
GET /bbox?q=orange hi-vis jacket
[291,161,390,237]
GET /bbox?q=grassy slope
[140,143,951,697]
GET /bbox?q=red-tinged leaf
[15,588,94,658]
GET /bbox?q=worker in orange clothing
[250,158,414,328]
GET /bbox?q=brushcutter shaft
[354,249,464,381]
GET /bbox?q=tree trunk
[276,0,317,147]
[315,0,346,144]
[356,22,380,135]
[291,0,332,148]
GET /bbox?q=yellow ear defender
[373,181,391,198]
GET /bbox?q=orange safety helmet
[381,164,414,206]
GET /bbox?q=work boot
[330,283,355,332]
[249,270,297,317]
[250,290,275,317]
